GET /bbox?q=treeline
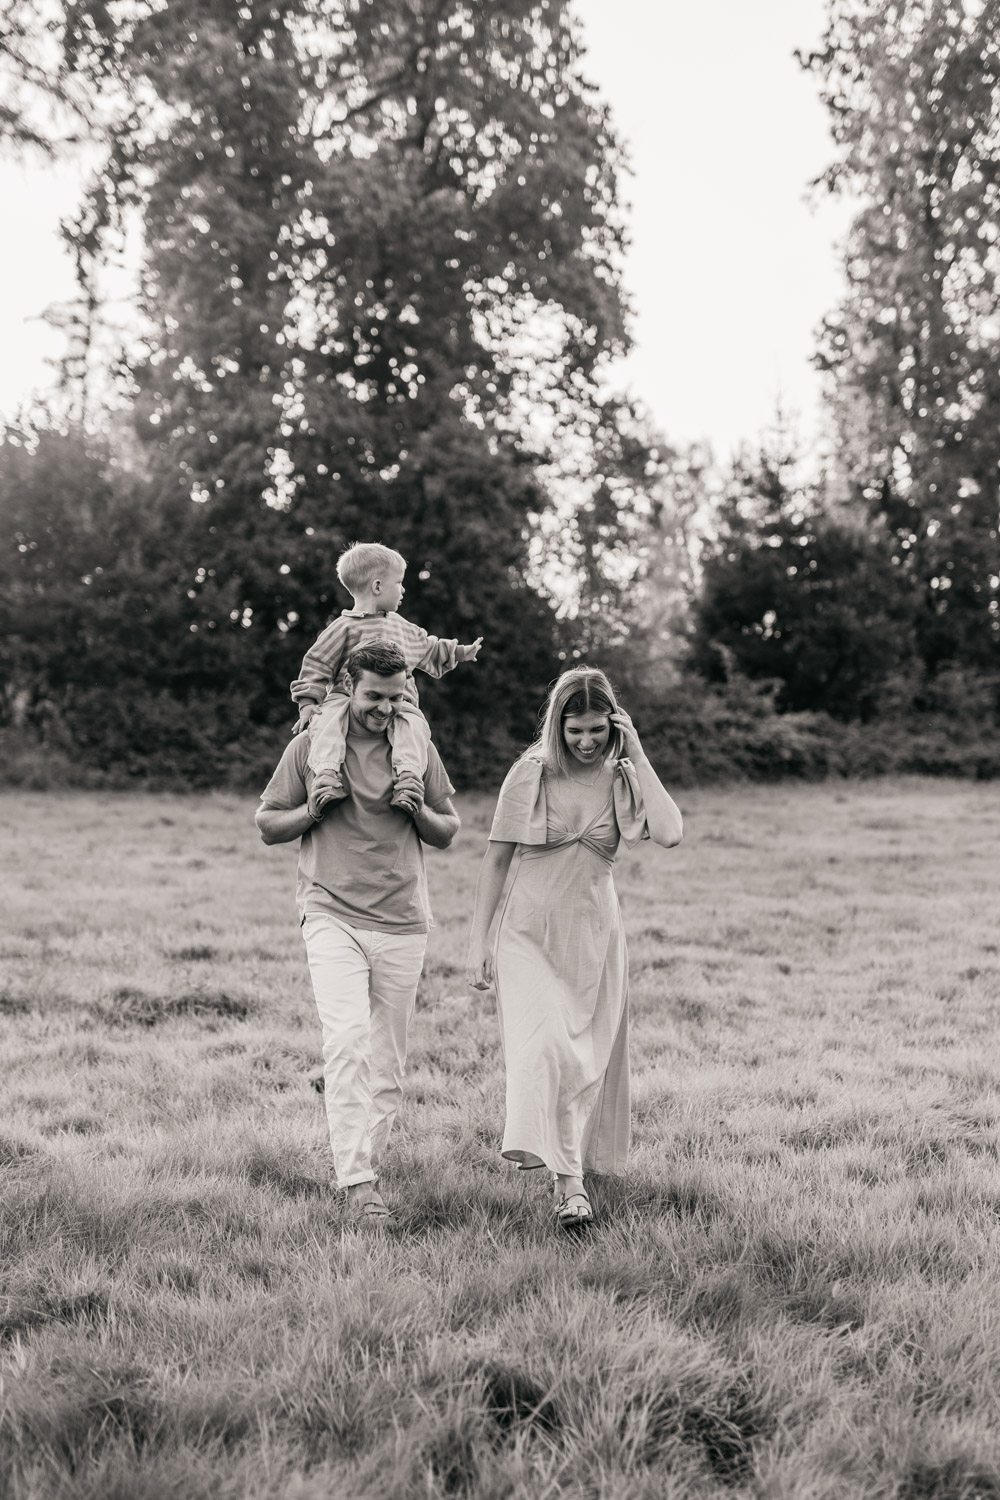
[0,0,998,790]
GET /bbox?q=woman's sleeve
[613,758,651,848]
[488,757,548,845]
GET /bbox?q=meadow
[1,778,999,1500]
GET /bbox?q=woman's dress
[488,756,649,1177]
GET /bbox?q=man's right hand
[307,781,340,822]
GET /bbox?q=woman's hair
[529,667,621,776]
[337,541,406,595]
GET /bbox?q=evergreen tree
[803,0,1000,672]
[690,440,918,721]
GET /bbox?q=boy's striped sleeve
[410,628,462,678]
[290,616,351,705]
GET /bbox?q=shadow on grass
[93,986,255,1026]
[900,1458,1000,1500]
[624,1373,775,1486]
[0,1289,109,1347]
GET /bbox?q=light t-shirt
[259,719,456,934]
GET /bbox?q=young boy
[290,542,482,807]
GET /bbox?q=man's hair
[344,638,408,681]
[336,541,406,595]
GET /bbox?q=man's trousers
[302,911,427,1187]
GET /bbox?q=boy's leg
[306,692,351,796]
[386,705,431,807]
[301,913,377,1188]
[366,930,428,1172]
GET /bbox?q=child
[290,541,482,807]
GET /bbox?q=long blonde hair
[528,667,622,777]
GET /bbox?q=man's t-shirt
[259,718,456,935]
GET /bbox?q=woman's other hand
[465,943,493,991]
[609,709,643,760]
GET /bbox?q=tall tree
[804,0,1000,672]
[57,0,643,771]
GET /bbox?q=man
[256,638,460,1220]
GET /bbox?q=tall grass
[1,780,999,1498]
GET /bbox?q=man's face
[347,668,409,733]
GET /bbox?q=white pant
[302,912,427,1187]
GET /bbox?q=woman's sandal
[554,1191,593,1228]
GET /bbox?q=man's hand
[462,637,484,662]
[307,780,341,822]
[391,770,425,818]
[292,703,320,737]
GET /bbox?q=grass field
[1,778,999,1499]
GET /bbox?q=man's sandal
[554,1191,593,1228]
[346,1186,390,1221]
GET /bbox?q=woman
[465,667,683,1227]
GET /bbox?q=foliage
[37,0,649,763]
[688,438,920,721]
[803,0,1000,672]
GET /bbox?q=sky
[0,0,852,459]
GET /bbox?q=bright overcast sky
[0,0,851,458]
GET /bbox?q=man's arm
[412,795,460,849]
[255,738,340,844]
[255,803,316,845]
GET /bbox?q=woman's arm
[465,840,517,990]
[610,710,683,849]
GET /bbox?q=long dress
[488,755,650,1177]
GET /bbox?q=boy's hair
[336,542,406,596]
[529,666,621,777]
[344,638,407,681]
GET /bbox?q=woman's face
[562,710,611,766]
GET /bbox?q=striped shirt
[290,610,469,707]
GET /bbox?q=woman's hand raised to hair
[609,709,643,760]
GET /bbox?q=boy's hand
[292,703,320,736]
[463,637,483,662]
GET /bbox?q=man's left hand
[391,770,425,818]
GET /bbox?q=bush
[4,668,996,793]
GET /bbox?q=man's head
[343,639,409,734]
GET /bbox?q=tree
[690,439,918,721]
[53,0,645,775]
[803,0,1000,673]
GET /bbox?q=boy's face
[374,563,405,613]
